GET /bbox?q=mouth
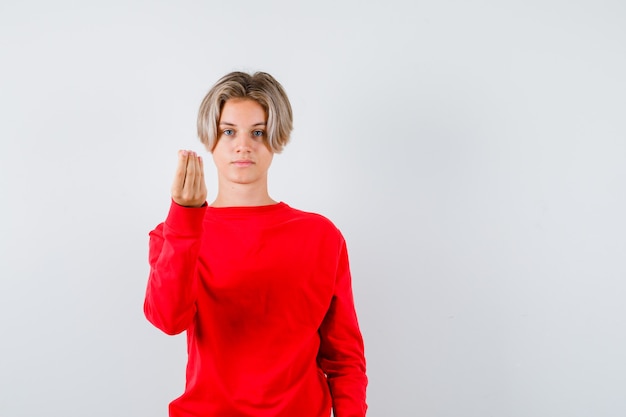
[232,160,255,167]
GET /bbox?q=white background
[1,1,625,416]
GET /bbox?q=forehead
[219,98,266,124]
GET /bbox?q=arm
[318,239,368,417]
[144,202,206,335]
[144,150,208,335]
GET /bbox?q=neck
[211,181,277,208]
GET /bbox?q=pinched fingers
[172,149,189,191]
[171,150,207,207]
[184,151,198,189]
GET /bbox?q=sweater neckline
[206,201,288,215]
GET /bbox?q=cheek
[260,151,274,167]
[212,151,226,167]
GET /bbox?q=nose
[234,135,253,153]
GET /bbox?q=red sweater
[144,201,367,417]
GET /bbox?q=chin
[230,176,258,185]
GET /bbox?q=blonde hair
[197,71,293,153]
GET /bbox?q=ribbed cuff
[164,199,207,236]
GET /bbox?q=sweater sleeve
[318,238,368,417]
[144,201,207,335]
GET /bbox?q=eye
[222,129,234,136]
[252,130,264,138]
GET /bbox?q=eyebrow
[219,122,266,127]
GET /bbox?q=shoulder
[281,204,344,239]
[282,203,337,227]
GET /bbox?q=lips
[232,160,254,167]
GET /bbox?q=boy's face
[212,98,274,187]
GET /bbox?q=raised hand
[171,150,207,207]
